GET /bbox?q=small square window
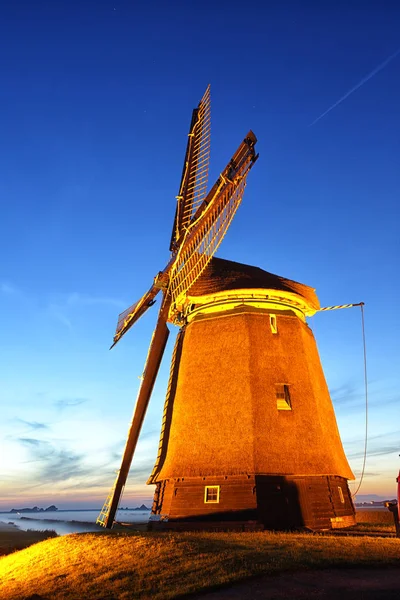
[204,485,220,503]
[338,486,345,503]
[276,384,291,410]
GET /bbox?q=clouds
[15,418,48,431]
[0,387,157,507]
[352,471,381,478]
[0,280,125,331]
[345,429,400,461]
[348,444,400,460]
[331,379,400,415]
[330,382,361,405]
[11,431,154,494]
[54,397,89,410]
[18,437,91,484]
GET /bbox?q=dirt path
[191,568,400,599]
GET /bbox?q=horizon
[1,1,399,511]
[0,502,152,512]
[0,492,397,514]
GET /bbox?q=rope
[320,302,364,311]
[318,302,368,498]
[351,302,368,498]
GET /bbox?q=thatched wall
[151,307,353,482]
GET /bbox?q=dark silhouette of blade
[98,300,170,528]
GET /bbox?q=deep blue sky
[1,1,399,510]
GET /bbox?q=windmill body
[148,258,355,530]
[97,87,356,531]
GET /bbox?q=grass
[0,527,399,600]
[353,509,398,533]
[353,523,395,532]
[356,510,395,524]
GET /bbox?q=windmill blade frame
[168,131,258,306]
[170,85,211,251]
[111,284,161,348]
[97,298,170,528]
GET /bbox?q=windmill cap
[186,256,320,312]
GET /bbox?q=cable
[351,302,368,498]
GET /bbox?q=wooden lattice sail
[98,86,356,531]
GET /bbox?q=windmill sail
[111,284,161,348]
[169,132,258,304]
[170,85,211,250]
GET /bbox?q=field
[355,509,397,533]
[0,512,398,600]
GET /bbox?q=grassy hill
[0,529,399,600]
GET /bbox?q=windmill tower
[97,86,356,531]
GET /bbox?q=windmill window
[276,384,291,410]
[270,314,278,334]
[338,486,345,503]
[204,485,220,503]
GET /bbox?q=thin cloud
[330,382,360,405]
[60,475,118,490]
[54,398,89,409]
[40,449,91,482]
[337,394,400,414]
[348,444,400,460]
[18,438,91,484]
[48,303,72,330]
[352,471,381,478]
[127,463,156,484]
[331,379,399,414]
[19,437,45,449]
[108,430,159,464]
[345,428,400,461]
[310,47,400,126]
[138,429,159,442]
[15,418,48,431]
[345,430,400,446]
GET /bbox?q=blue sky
[0,0,399,510]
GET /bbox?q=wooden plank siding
[153,476,257,521]
[150,475,355,531]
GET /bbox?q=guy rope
[319,301,368,498]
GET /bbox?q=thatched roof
[149,310,354,483]
[187,257,320,311]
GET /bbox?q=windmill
[98,86,356,532]
[97,86,258,528]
